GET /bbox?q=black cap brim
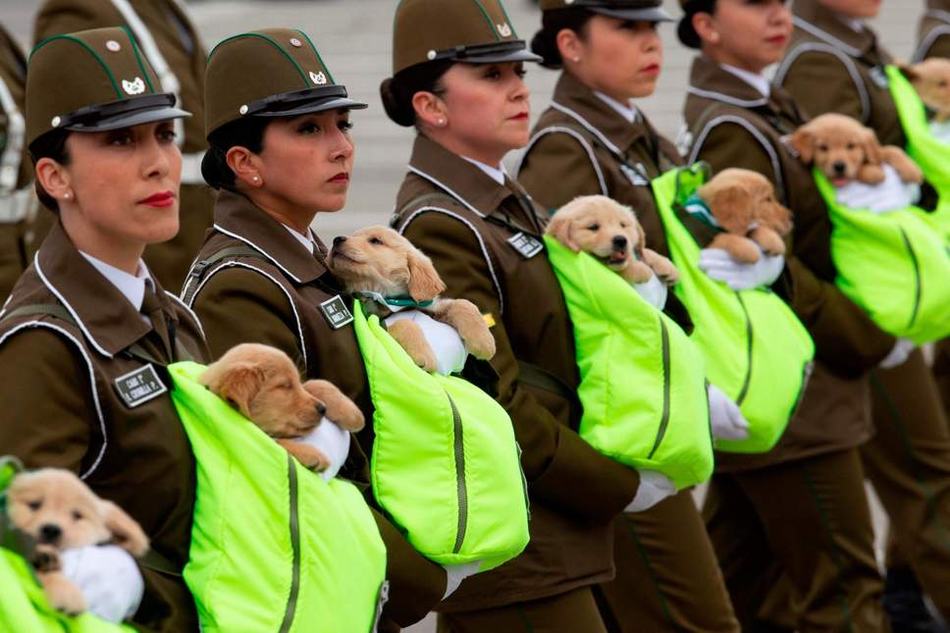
[56,93,190,133]
[590,6,674,22]
[253,96,368,117]
[65,106,191,133]
[460,48,543,64]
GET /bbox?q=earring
[437,118,446,127]
[572,56,581,62]
[252,175,261,184]
[63,191,72,200]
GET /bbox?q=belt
[180,151,205,185]
[0,189,36,224]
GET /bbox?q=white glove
[292,417,352,481]
[442,561,481,600]
[880,338,916,369]
[698,248,784,290]
[385,310,467,375]
[929,118,950,145]
[835,164,921,213]
[59,545,144,623]
[708,383,750,441]
[633,273,668,310]
[624,470,676,513]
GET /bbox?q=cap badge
[51,116,62,128]
[121,77,146,96]
[289,37,303,48]
[105,40,122,52]
[310,71,328,85]
[497,23,513,37]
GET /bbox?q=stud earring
[252,175,261,183]
[63,191,72,200]
[572,56,581,62]
[437,118,446,126]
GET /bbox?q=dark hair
[28,130,71,213]
[530,8,594,69]
[201,117,271,191]
[379,60,453,127]
[678,0,717,49]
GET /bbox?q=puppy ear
[861,128,883,165]
[789,127,814,163]
[546,213,579,251]
[633,215,647,257]
[701,182,754,234]
[99,500,149,557]
[406,249,446,302]
[202,361,266,417]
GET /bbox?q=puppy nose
[612,235,628,250]
[832,161,846,175]
[332,236,346,246]
[39,524,61,544]
[316,402,327,417]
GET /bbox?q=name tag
[320,295,354,329]
[114,365,167,408]
[507,232,543,259]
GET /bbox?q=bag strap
[517,361,581,415]
[182,244,264,304]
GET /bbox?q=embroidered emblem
[114,365,167,408]
[497,23,513,38]
[320,295,354,329]
[121,77,146,96]
[310,71,328,85]
[620,163,649,186]
[507,232,543,259]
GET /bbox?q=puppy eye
[818,144,829,152]
[280,381,293,390]
[940,80,948,88]
[369,237,383,245]
[71,510,83,521]
[27,500,41,511]
[586,223,600,231]
[846,142,856,150]
[620,222,629,228]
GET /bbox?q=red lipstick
[140,191,175,208]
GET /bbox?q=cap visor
[254,96,369,117]
[591,6,674,22]
[65,106,191,133]
[461,48,543,64]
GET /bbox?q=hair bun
[531,28,563,70]
[380,77,416,127]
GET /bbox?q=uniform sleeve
[694,123,895,376]
[0,327,189,632]
[402,211,640,523]
[517,132,606,214]
[33,0,114,43]
[779,50,866,122]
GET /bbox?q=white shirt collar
[720,64,772,98]
[283,224,316,254]
[842,17,865,32]
[79,251,150,312]
[460,156,507,186]
[594,91,640,123]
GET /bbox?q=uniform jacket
[777,0,905,146]
[683,55,888,468]
[0,221,209,632]
[34,0,214,290]
[391,134,641,612]
[916,0,950,61]
[182,190,447,628]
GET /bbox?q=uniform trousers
[437,586,607,633]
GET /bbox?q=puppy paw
[303,380,365,431]
[641,249,680,285]
[387,319,439,372]
[749,227,786,257]
[710,234,761,264]
[857,164,886,184]
[41,572,86,615]
[32,545,61,573]
[620,261,655,284]
[279,440,332,472]
[881,146,924,184]
[463,327,496,360]
[435,299,496,360]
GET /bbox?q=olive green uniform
[34,0,214,291]
[779,1,950,617]
[683,55,889,632]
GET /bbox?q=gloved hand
[835,163,921,213]
[633,273,668,310]
[708,383,750,441]
[879,337,915,369]
[624,470,676,513]
[442,560,481,600]
[292,417,351,481]
[385,310,467,375]
[698,248,784,291]
[59,545,144,623]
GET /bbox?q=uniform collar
[282,224,316,254]
[792,0,876,59]
[460,155,507,186]
[720,64,771,97]
[34,222,175,358]
[594,91,640,124]
[550,72,649,157]
[212,190,329,284]
[78,252,151,313]
[687,55,771,108]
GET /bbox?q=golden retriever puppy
[327,226,496,372]
[7,469,149,614]
[901,59,950,122]
[546,195,679,285]
[789,113,923,186]
[697,168,793,263]
[201,343,364,471]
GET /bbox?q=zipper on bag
[278,454,302,633]
[445,392,469,554]
[647,317,672,459]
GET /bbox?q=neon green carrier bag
[0,457,134,633]
[168,362,387,633]
[351,302,529,571]
[543,236,713,489]
[811,170,950,344]
[652,166,815,454]
[885,64,950,238]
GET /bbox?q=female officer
[515,2,740,631]
[180,29,450,631]
[679,0,901,629]
[775,0,950,624]
[382,0,675,630]
[0,27,208,630]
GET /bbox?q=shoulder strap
[392,192,461,226]
[182,244,265,304]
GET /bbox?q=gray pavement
[0,1,918,630]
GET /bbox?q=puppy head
[700,168,792,236]
[7,469,148,556]
[789,113,881,185]
[546,195,645,271]
[328,226,446,302]
[201,343,325,437]
[901,59,950,116]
